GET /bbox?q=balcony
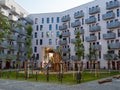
[71,20,81,27]
[0,53,6,59]
[90,45,101,50]
[89,6,100,14]
[25,17,33,24]
[85,16,96,24]
[71,39,76,44]
[17,38,26,43]
[104,53,117,60]
[103,32,116,39]
[108,42,120,49]
[106,0,120,9]
[61,15,70,22]
[89,25,101,32]
[59,40,67,45]
[8,35,17,41]
[74,11,84,18]
[6,54,16,60]
[62,32,70,37]
[62,56,69,61]
[71,55,78,61]
[107,20,120,29]
[74,47,84,51]
[20,47,27,52]
[102,11,115,20]
[9,45,19,51]
[86,36,97,42]
[62,48,70,53]
[59,24,67,30]
[0,0,10,9]
[74,29,84,34]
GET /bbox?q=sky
[15,0,93,14]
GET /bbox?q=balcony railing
[71,20,81,27]
[106,0,120,9]
[74,29,84,34]
[74,11,84,18]
[86,36,97,42]
[59,24,67,30]
[85,16,96,24]
[71,39,76,44]
[62,56,69,61]
[62,32,70,37]
[25,17,33,24]
[89,25,101,32]
[107,20,120,29]
[102,11,115,20]
[103,53,117,60]
[90,45,101,50]
[89,7,100,14]
[103,32,116,39]
[71,55,78,61]
[62,48,70,53]
[9,45,19,51]
[0,42,9,49]
[61,15,70,22]
[108,42,120,49]
[59,40,67,45]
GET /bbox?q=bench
[98,78,112,84]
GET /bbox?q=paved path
[0,78,120,90]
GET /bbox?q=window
[56,31,59,37]
[46,32,50,37]
[98,32,100,40]
[36,39,38,45]
[40,39,43,45]
[99,51,101,59]
[42,32,44,37]
[42,18,44,24]
[57,17,60,23]
[56,24,58,30]
[98,14,100,21]
[36,54,39,60]
[36,25,39,31]
[34,32,37,38]
[35,18,38,24]
[117,9,120,17]
[49,39,52,45]
[82,18,84,25]
[51,17,54,23]
[34,47,37,52]
[40,25,43,30]
[49,24,52,30]
[118,29,120,37]
[47,18,49,23]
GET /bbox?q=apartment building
[30,0,120,69]
[0,0,33,69]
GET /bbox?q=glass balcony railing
[89,7,100,14]
[85,16,96,24]
[89,25,101,32]
[59,40,67,45]
[62,56,69,61]
[106,0,120,9]
[25,17,33,24]
[108,42,120,49]
[86,36,97,42]
[107,20,120,29]
[62,48,70,53]
[103,32,116,39]
[62,32,70,37]
[61,16,70,22]
[0,42,9,49]
[71,39,76,44]
[71,55,78,61]
[102,11,115,20]
[90,45,101,50]
[103,53,117,60]
[71,20,81,27]
[74,11,84,19]
[74,29,84,34]
[59,24,67,30]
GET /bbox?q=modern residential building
[30,0,120,70]
[0,0,120,70]
[0,0,33,69]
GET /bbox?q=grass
[0,70,119,85]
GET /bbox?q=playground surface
[0,77,120,90]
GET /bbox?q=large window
[51,17,54,23]
[47,18,49,23]
[34,47,37,52]
[40,25,43,30]
[34,32,37,38]
[36,25,39,31]
[57,17,60,23]
[49,39,52,45]
[56,24,58,30]
[36,39,38,45]
[56,31,59,37]
[35,18,38,24]
[117,9,120,17]
[42,18,44,24]
[40,39,43,45]
[49,24,52,30]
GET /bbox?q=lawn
[0,70,119,85]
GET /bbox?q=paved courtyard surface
[0,78,120,90]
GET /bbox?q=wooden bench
[113,75,120,79]
[98,78,112,84]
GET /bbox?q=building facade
[0,0,33,69]
[30,0,120,69]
